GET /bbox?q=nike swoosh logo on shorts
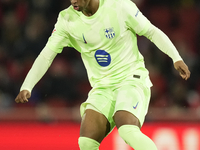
[133,102,139,109]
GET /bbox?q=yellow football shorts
[80,80,151,132]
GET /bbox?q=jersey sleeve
[122,0,151,36]
[144,24,182,63]
[20,46,57,93]
[46,11,71,53]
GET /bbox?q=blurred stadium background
[0,0,200,149]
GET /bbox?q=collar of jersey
[80,0,103,22]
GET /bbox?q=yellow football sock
[118,125,158,150]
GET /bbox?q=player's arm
[15,47,57,103]
[15,10,70,103]
[143,24,190,80]
[122,0,190,80]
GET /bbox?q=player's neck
[82,0,99,16]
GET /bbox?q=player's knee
[78,137,100,150]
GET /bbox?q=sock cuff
[118,125,140,134]
[78,137,100,149]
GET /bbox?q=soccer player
[15,0,191,149]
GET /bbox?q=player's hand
[15,90,31,103]
[174,60,190,80]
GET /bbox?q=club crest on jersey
[104,28,115,39]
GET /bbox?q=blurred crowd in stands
[0,0,200,120]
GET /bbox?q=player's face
[70,0,90,12]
